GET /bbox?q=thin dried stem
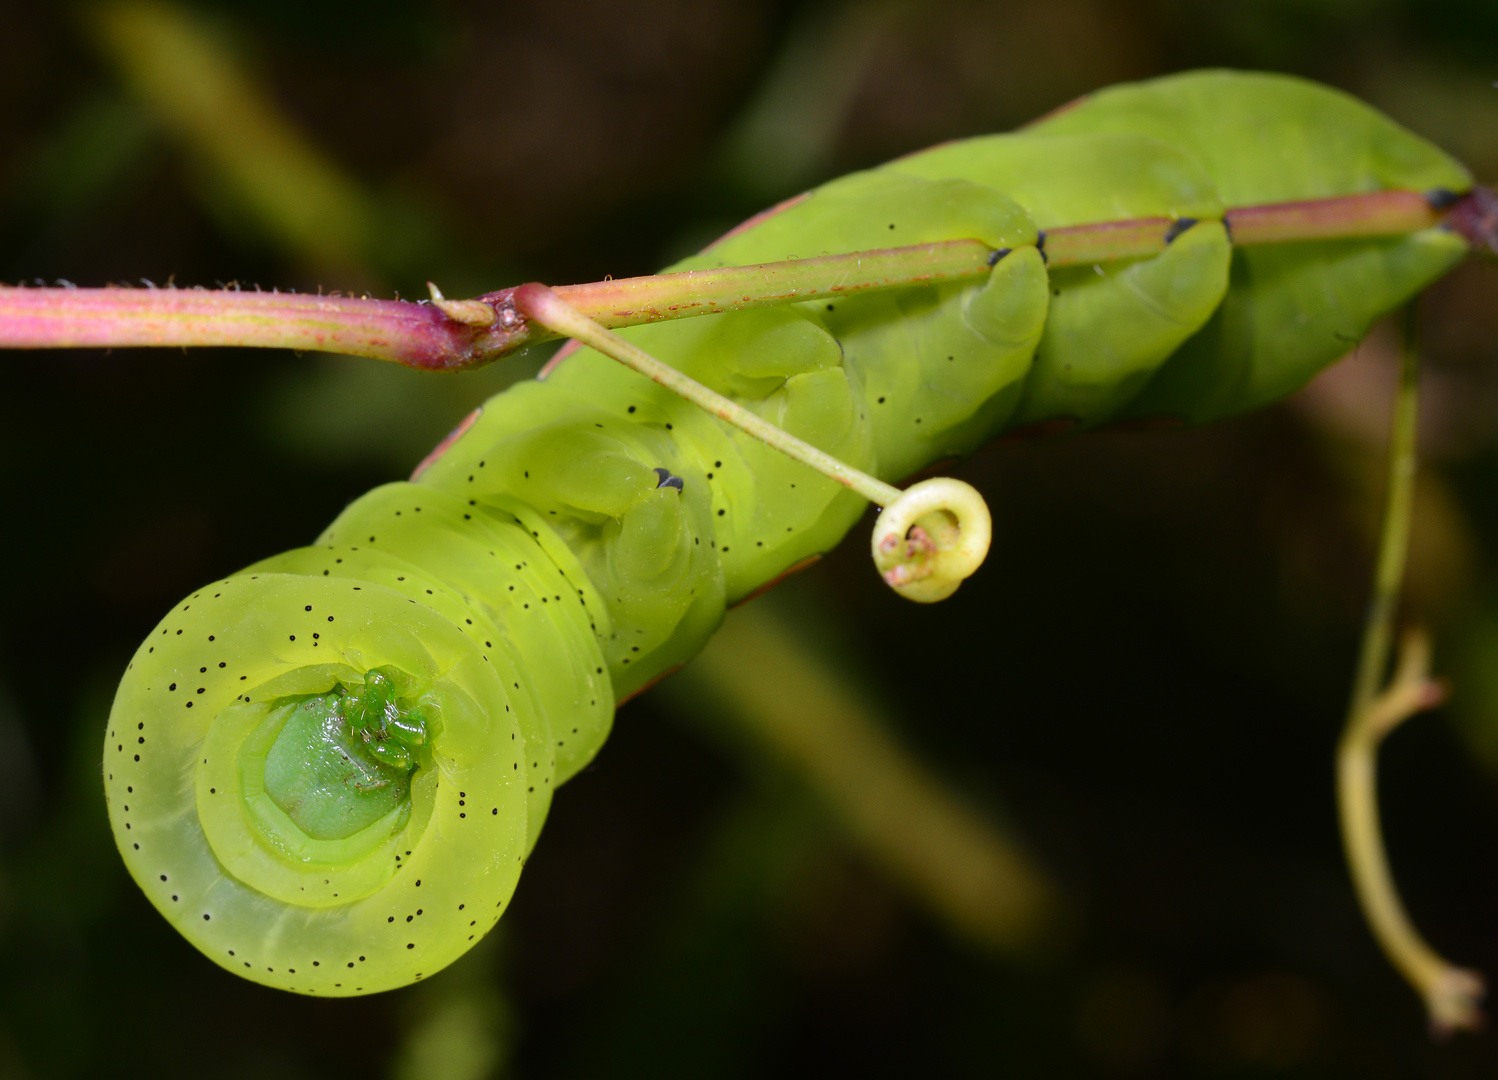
[1336,304,1485,1036]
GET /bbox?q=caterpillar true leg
[512,282,994,602]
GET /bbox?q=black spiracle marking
[1163,217,1198,244]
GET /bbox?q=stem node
[426,282,497,327]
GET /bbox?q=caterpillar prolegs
[103,70,1484,995]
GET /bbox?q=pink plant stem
[0,286,497,371]
[0,240,997,371]
[2,188,1489,371]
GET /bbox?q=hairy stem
[1336,304,1485,1036]
[0,239,998,371]
[2,188,1487,368]
[0,285,485,368]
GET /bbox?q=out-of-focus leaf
[659,594,1060,953]
[90,0,380,274]
[262,351,544,474]
[392,936,514,1080]
[715,1,895,199]
[87,0,452,284]
[4,95,156,225]
[568,788,830,1079]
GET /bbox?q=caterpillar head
[104,571,537,995]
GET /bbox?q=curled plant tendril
[871,479,993,603]
[1336,305,1485,1036]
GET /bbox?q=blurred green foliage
[3,0,1498,1077]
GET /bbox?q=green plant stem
[1348,305,1423,718]
[551,239,995,319]
[1335,303,1485,1035]
[512,282,904,508]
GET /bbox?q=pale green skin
[104,71,1472,996]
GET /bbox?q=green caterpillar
[103,70,1478,995]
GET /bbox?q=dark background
[2,0,1498,1076]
